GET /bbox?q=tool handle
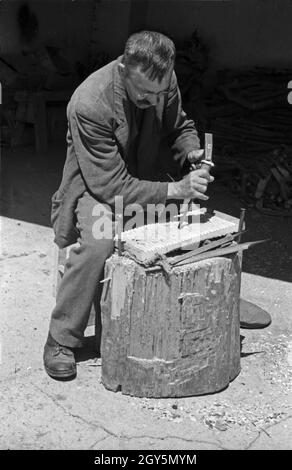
[202,133,214,172]
[200,160,214,172]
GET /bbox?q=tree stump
[100,253,241,397]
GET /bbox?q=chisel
[178,133,214,229]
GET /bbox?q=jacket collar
[112,56,131,151]
[113,56,128,125]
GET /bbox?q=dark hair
[122,31,176,82]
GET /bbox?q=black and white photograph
[0,0,291,457]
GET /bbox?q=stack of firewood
[205,68,292,215]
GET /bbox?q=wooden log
[100,253,242,397]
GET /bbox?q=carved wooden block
[100,253,241,397]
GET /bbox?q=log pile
[205,68,292,215]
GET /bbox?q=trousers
[49,191,115,348]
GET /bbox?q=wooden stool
[100,253,242,397]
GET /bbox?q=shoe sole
[45,365,77,379]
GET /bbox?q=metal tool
[178,133,214,229]
[173,239,269,267]
[238,208,246,242]
[170,230,247,266]
[116,212,123,256]
[178,200,191,229]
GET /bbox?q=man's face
[123,66,172,109]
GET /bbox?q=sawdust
[130,333,292,433]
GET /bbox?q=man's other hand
[187,149,204,165]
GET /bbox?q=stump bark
[100,253,241,397]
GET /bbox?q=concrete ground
[0,143,292,450]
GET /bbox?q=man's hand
[187,149,204,166]
[167,168,214,201]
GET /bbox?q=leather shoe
[43,333,77,379]
[240,299,272,329]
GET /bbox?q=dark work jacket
[51,56,200,248]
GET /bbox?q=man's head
[119,31,176,109]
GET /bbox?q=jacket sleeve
[164,71,201,166]
[69,100,168,208]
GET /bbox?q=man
[44,31,270,380]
